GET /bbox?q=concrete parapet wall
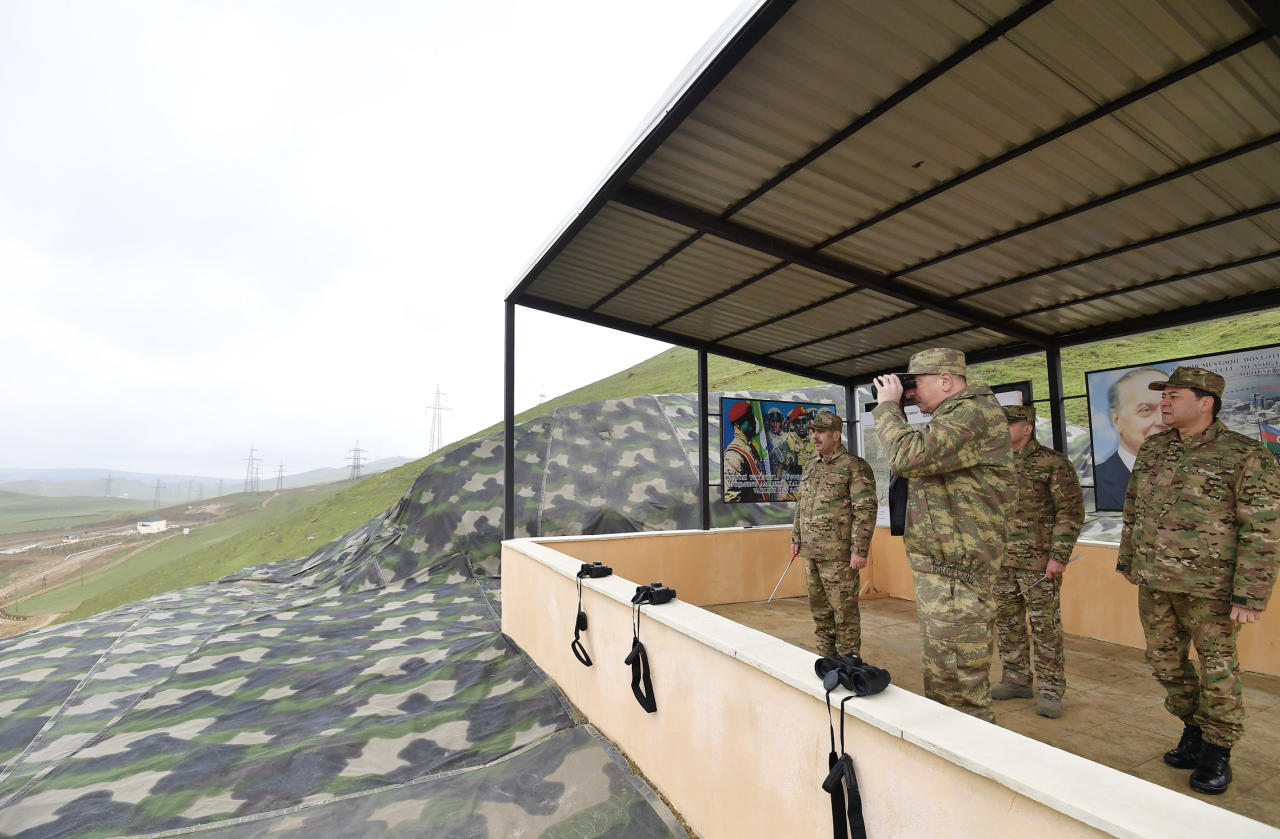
[502,531,1273,839]
[543,526,1278,677]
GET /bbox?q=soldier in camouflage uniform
[791,410,878,657]
[723,400,767,503]
[1118,366,1280,795]
[991,404,1084,719]
[873,348,1015,721]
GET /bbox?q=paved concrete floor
[707,596,1280,829]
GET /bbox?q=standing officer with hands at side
[873,348,1015,721]
[1118,366,1280,795]
[791,410,878,659]
[991,404,1085,719]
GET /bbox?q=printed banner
[1085,343,1280,511]
[720,397,835,503]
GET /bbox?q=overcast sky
[0,0,748,479]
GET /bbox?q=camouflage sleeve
[1049,452,1085,564]
[1232,449,1280,611]
[791,501,801,545]
[1116,440,1148,577]
[849,456,877,557]
[872,401,980,479]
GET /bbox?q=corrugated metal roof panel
[534,204,694,307]
[595,236,781,327]
[510,0,1280,384]
[660,264,848,340]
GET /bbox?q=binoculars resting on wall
[814,655,891,696]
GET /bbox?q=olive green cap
[907,347,966,376]
[1147,365,1224,398]
[1003,404,1036,423]
[810,410,843,431]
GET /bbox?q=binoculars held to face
[814,655,891,696]
[870,373,916,400]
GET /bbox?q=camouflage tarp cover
[0,389,1115,837]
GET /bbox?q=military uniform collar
[816,444,847,463]
[1178,418,1226,446]
[1015,437,1041,458]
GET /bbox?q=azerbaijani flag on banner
[1260,422,1280,457]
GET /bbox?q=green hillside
[0,491,154,535]
[37,308,1280,623]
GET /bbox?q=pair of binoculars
[814,655,891,696]
[870,373,916,400]
[631,582,677,605]
[577,561,612,579]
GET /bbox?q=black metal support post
[698,349,711,530]
[844,383,856,454]
[503,302,516,540]
[1046,345,1066,453]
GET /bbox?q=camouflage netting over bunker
[0,388,1115,837]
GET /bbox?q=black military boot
[1189,743,1232,795]
[1162,724,1202,769]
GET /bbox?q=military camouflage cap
[907,347,966,376]
[1003,404,1036,423]
[1147,365,1225,398]
[811,410,843,430]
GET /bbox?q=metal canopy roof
[508,0,1280,385]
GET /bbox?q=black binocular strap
[627,602,657,713]
[822,691,867,839]
[571,576,592,667]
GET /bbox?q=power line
[243,445,261,493]
[347,441,367,481]
[426,386,453,454]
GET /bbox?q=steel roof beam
[810,29,1271,253]
[614,185,1049,346]
[592,0,1058,322]
[805,251,1280,370]
[517,293,850,386]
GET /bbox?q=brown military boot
[1189,743,1231,795]
[1163,724,1202,769]
[1036,695,1062,718]
[991,681,1033,700]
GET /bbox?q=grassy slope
[49,309,1280,622]
[10,486,345,619]
[0,492,155,535]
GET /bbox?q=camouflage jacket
[1117,420,1280,611]
[1005,439,1085,570]
[723,427,765,503]
[873,386,1015,584]
[792,444,877,560]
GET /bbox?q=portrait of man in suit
[1095,367,1168,510]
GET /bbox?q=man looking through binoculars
[872,348,1015,721]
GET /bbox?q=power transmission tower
[152,479,165,507]
[104,473,113,497]
[275,460,286,491]
[426,386,453,454]
[217,478,224,497]
[243,445,261,493]
[347,441,367,481]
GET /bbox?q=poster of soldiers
[720,397,834,503]
[1086,342,1280,511]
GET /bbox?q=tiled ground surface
[707,596,1280,829]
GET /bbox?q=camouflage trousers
[806,558,860,657]
[1138,586,1244,748]
[993,566,1065,699]
[913,570,995,722]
